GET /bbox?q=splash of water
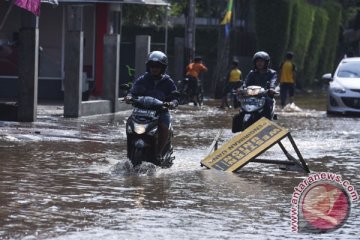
[111,160,157,176]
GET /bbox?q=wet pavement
[0,93,359,239]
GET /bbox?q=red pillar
[92,3,108,96]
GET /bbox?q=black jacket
[130,72,178,103]
[243,69,277,89]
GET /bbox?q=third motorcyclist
[242,51,278,119]
[125,51,178,162]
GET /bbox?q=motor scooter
[124,96,176,168]
[232,85,278,133]
[120,84,178,168]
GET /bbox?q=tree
[184,0,196,64]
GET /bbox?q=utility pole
[184,0,196,66]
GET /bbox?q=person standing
[219,60,242,109]
[279,51,296,108]
[185,56,208,106]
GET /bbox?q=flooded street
[0,94,359,240]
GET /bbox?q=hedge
[287,0,315,80]
[303,8,329,87]
[317,1,342,77]
[254,0,293,68]
[254,0,342,88]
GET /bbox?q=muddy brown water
[0,94,359,239]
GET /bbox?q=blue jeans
[264,96,274,119]
[159,111,171,127]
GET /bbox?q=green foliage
[254,0,293,68]
[254,0,342,88]
[317,1,342,77]
[167,0,187,16]
[303,8,329,86]
[122,4,167,27]
[287,1,315,75]
[167,0,227,18]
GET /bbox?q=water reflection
[0,99,359,239]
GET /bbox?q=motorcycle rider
[125,51,178,162]
[242,51,277,119]
[185,56,208,106]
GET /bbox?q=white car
[322,57,360,114]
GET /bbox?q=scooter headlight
[134,123,146,134]
[245,86,263,96]
[241,98,265,112]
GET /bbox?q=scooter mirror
[119,83,132,91]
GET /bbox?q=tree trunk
[212,26,230,99]
[184,0,196,66]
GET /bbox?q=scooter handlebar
[122,96,177,111]
[163,102,177,109]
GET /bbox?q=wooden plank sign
[201,117,289,172]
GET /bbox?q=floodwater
[0,94,359,240]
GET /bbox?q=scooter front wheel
[131,148,144,167]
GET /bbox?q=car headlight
[134,123,146,134]
[331,87,346,94]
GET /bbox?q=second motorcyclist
[125,51,178,162]
[242,51,278,119]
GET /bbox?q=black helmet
[146,51,168,74]
[286,51,294,59]
[194,56,202,62]
[253,51,270,69]
[232,60,239,67]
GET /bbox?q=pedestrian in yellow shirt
[219,60,242,109]
[279,52,296,108]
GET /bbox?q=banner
[14,0,41,16]
[220,0,233,37]
[220,0,233,25]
